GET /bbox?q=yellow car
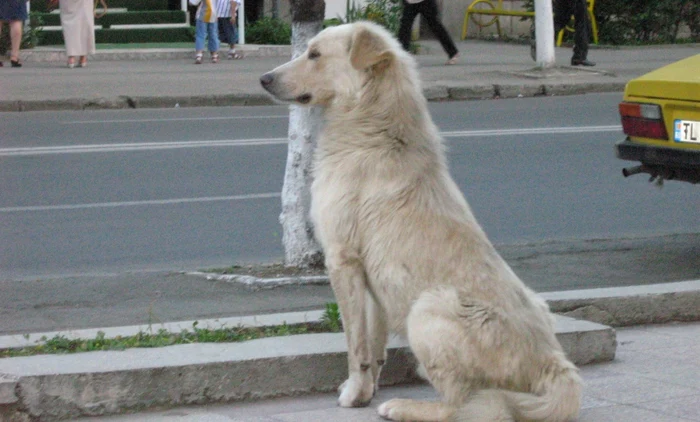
[616,54,700,184]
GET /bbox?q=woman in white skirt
[57,0,96,68]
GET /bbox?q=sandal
[445,53,459,66]
[211,52,219,63]
[227,49,242,60]
[10,58,22,68]
[194,52,203,65]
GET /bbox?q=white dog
[260,21,581,422]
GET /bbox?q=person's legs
[10,19,22,64]
[207,22,220,62]
[418,0,458,60]
[195,19,206,52]
[228,24,242,59]
[217,17,230,45]
[398,1,420,52]
[571,0,589,62]
[552,0,573,36]
[194,19,206,63]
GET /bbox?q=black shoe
[10,59,22,68]
[571,58,595,66]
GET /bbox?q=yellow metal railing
[462,0,598,46]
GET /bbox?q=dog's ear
[349,25,393,71]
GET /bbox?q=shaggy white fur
[260,21,581,422]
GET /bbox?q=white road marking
[0,138,287,156]
[61,115,289,124]
[0,193,281,213]
[0,125,623,213]
[0,125,622,157]
[441,125,621,138]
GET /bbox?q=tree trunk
[534,0,555,68]
[280,0,325,268]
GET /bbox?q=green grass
[1,304,343,359]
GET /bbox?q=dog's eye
[308,50,321,60]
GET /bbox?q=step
[38,26,194,45]
[49,7,128,13]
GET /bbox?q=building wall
[326,0,369,20]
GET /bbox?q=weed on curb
[1,304,343,359]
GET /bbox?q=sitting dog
[260,21,581,422]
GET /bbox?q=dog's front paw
[338,373,374,408]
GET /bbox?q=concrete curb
[3,280,695,352]
[0,315,614,421]
[543,280,700,327]
[0,81,625,112]
[192,274,700,328]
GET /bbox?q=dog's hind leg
[378,288,480,422]
[327,249,375,408]
[378,399,456,422]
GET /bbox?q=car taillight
[619,102,668,140]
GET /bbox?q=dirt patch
[208,263,327,279]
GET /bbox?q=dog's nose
[260,73,274,87]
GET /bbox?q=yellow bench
[461,0,598,46]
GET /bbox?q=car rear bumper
[616,139,700,167]
[616,138,700,183]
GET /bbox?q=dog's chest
[310,159,362,233]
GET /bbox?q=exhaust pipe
[622,164,669,185]
[622,165,646,177]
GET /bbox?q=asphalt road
[1,92,698,280]
[1,93,699,334]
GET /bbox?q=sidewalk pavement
[72,321,700,422]
[1,40,698,112]
[1,281,699,421]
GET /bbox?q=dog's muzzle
[260,72,312,104]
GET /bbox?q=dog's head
[260,21,405,107]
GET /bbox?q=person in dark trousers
[398,0,459,65]
[554,0,594,66]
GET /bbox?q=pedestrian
[0,0,29,67]
[555,0,594,66]
[397,0,459,65]
[52,0,97,68]
[216,0,242,60]
[189,0,219,64]
[531,0,595,66]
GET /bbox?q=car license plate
[674,119,700,143]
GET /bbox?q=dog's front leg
[327,251,375,408]
[367,290,388,391]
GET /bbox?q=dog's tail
[450,362,581,422]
